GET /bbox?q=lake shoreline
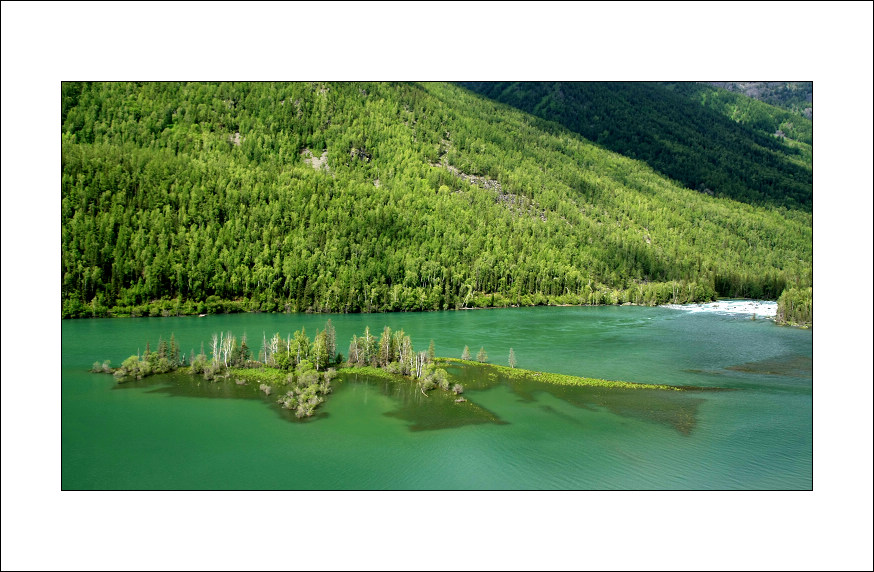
[67,296,789,319]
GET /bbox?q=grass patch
[436,358,683,391]
[226,367,289,385]
[337,365,405,383]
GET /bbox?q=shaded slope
[459,81,812,211]
[703,81,812,117]
[663,82,812,169]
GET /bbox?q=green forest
[460,81,812,211]
[61,81,812,320]
[702,81,813,117]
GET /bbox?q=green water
[61,305,812,489]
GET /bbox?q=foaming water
[662,299,778,318]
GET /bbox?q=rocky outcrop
[433,163,548,221]
[301,148,329,171]
[350,147,371,162]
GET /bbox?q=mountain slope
[703,81,812,117]
[459,81,812,211]
[663,82,812,168]
[61,81,812,318]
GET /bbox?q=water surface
[62,304,812,489]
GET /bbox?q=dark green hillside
[703,81,812,117]
[459,81,812,211]
[669,82,812,146]
[61,81,812,318]
[662,82,812,167]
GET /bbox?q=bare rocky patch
[433,162,547,221]
[301,148,329,171]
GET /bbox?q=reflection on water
[109,364,704,435]
[516,382,705,436]
[112,372,334,423]
[114,372,266,400]
[446,364,705,435]
[344,373,507,431]
[683,353,812,395]
[725,354,812,377]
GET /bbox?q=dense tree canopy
[61,81,812,319]
[460,81,812,211]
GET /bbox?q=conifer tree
[325,319,336,364]
[240,335,251,362]
[508,348,517,368]
[378,326,393,367]
[477,347,488,363]
[461,345,471,361]
[169,333,180,367]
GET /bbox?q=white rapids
[661,299,777,318]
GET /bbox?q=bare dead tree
[211,333,219,366]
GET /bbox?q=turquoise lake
[61,304,812,490]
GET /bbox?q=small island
[94,320,688,419]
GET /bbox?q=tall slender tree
[379,326,393,366]
[240,334,250,362]
[361,326,375,365]
[325,319,336,364]
[169,333,180,367]
[312,329,328,371]
[349,334,360,366]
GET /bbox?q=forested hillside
[703,81,812,117]
[459,81,812,211]
[61,81,812,318]
[663,82,812,168]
